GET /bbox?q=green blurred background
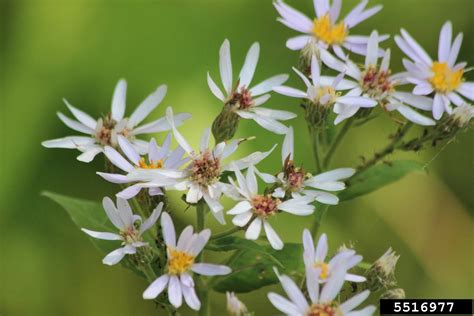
[1,0,473,315]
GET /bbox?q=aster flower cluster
[42,0,471,314]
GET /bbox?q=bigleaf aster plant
[43,0,473,314]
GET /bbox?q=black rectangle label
[380,299,473,314]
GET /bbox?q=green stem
[310,204,330,238]
[357,122,413,174]
[323,117,354,169]
[196,202,210,316]
[310,126,323,173]
[210,227,241,240]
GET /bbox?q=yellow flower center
[312,15,347,45]
[138,157,164,169]
[307,303,342,316]
[167,249,195,275]
[429,62,464,93]
[313,262,330,280]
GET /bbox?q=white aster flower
[226,165,315,250]
[395,21,474,119]
[97,134,188,199]
[268,266,375,316]
[257,127,355,205]
[274,0,385,59]
[42,79,191,162]
[81,197,162,265]
[143,212,231,310]
[303,229,365,283]
[226,292,248,316]
[320,31,436,126]
[150,107,276,224]
[274,55,377,124]
[207,39,295,134]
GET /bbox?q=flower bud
[365,248,400,291]
[212,107,240,143]
[450,103,474,128]
[381,288,406,299]
[226,292,248,316]
[299,40,320,73]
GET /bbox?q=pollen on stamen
[138,157,164,169]
[429,62,464,93]
[251,195,281,217]
[307,303,340,316]
[191,150,221,186]
[312,14,348,45]
[313,262,330,280]
[361,66,394,99]
[167,249,195,275]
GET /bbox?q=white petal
[276,272,309,311]
[400,29,432,66]
[199,128,211,152]
[448,33,463,67]
[57,112,94,134]
[143,274,170,299]
[64,99,97,129]
[250,74,289,96]
[253,94,271,106]
[41,136,95,149]
[252,108,297,120]
[253,115,290,135]
[302,229,316,265]
[329,0,342,21]
[111,79,127,121]
[337,96,376,108]
[192,263,231,276]
[102,197,124,229]
[320,264,346,302]
[97,172,130,184]
[282,126,294,163]
[365,30,379,68]
[345,273,366,283]
[117,135,140,165]
[232,211,253,227]
[245,218,262,240]
[227,201,252,215]
[392,92,432,111]
[102,247,126,265]
[312,168,355,182]
[413,84,434,96]
[396,104,435,126]
[315,233,328,262]
[310,58,320,90]
[273,85,307,99]
[239,42,260,87]
[132,113,191,135]
[433,93,444,120]
[128,85,167,127]
[458,82,474,100]
[264,221,283,250]
[314,0,329,18]
[81,229,122,241]
[438,21,452,62]
[274,1,314,33]
[77,147,102,163]
[165,107,194,155]
[340,290,370,313]
[104,146,134,172]
[161,212,176,248]
[168,275,183,308]
[182,284,201,311]
[116,184,142,199]
[219,39,233,94]
[267,293,301,315]
[207,72,225,101]
[140,202,163,234]
[286,35,312,51]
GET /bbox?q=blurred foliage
[0,0,473,315]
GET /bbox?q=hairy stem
[210,226,241,240]
[357,122,413,173]
[323,117,354,169]
[196,202,210,316]
[310,204,329,238]
[310,126,323,173]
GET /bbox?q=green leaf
[42,191,146,278]
[212,243,304,293]
[340,160,425,201]
[206,236,284,268]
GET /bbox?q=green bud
[212,107,240,143]
[366,248,400,291]
[305,99,331,130]
[381,288,406,299]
